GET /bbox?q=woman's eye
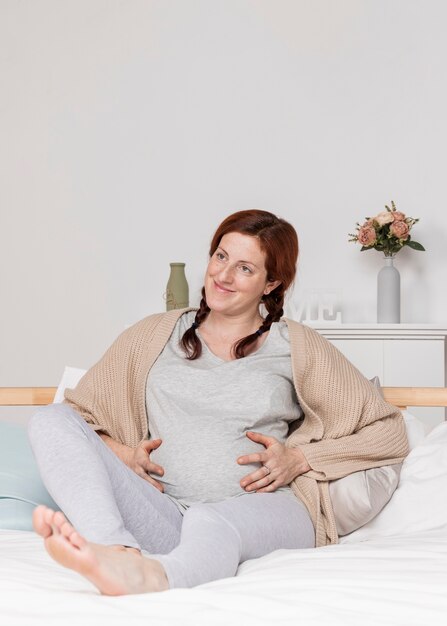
[216,252,225,261]
[240,265,252,274]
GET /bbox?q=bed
[0,385,446,626]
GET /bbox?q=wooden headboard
[382,387,447,409]
[1,387,447,409]
[0,388,57,406]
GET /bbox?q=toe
[32,505,52,538]
[69,531,87,550]
[43,507,68,536]
[44,506,58,530]
[61,521,75,539]
[43,506,52,521]
[53,511,68,528]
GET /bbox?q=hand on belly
[149,436,264,503]
[237,430,310,494]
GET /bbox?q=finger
[139,472,164,492]
[138,459,164,477]
[140,439,162,452]
[257,481,280,493]
[243,474,275,491]
[237,452,268,465]
[146,462,165,476]
[240,466,274,489]
[245,431,276,446]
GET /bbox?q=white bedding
[0,528,446,626]
[1,411,447,625]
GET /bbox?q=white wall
[1,0,446,394]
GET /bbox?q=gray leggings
[28,403,315,588]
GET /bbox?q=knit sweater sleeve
[286,323,409,481]
[63,313,166,446]
[298,412,408,480]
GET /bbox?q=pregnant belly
[149,437,265,504]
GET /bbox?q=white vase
[377,255,400,323]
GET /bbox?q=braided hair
[180,288,210,360]
[232,288,284,358]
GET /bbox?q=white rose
[374,211,394,226]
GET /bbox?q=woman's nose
[218,264,234,283]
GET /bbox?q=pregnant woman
[28,209,408,595]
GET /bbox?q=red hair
[181,209,299,359]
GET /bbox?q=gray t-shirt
[145,311,303,511]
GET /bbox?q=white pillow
[401,409,426,450]
[53,366,87,403]
[341,420,447,543]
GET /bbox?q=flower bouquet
[349,201,425,257]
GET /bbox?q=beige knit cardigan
[64,308,409,547]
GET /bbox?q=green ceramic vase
[166,262,189,310]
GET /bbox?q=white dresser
[305,324,447,431]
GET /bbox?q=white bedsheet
[1,528,446,626]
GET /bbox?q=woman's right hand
[128,439,165,492]
[99,433,165,492]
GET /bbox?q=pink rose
[390,220,410,240]
[357,225,377,246]
[374,211,394,226]
[392,211,406,222]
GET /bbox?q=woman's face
[204,232,280,317]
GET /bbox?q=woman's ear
[264,280,281,296]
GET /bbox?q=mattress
[0,528,446,626]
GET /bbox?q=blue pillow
[0,421,59,531]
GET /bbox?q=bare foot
[32,505,169,595]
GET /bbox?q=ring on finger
[263,464,271,476]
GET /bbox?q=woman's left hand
[237,431,311,493]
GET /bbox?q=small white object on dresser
[303,323,447,432]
